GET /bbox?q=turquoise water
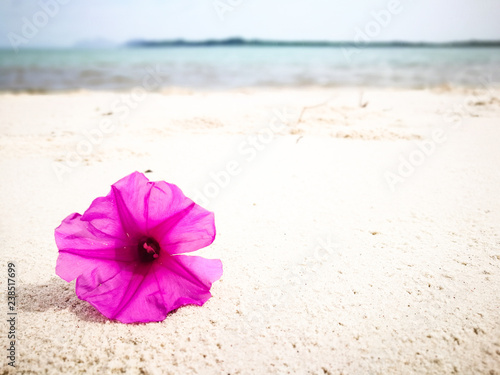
[1,47,499,91]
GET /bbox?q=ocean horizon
[1,45,500,91]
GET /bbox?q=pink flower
[55,172,222,323]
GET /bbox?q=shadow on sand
[19,278,108,323]
[18,277,180,324]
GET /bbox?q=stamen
[138,237,161,262]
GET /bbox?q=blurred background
[1,0,500,91]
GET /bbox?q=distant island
[127,38,500,48]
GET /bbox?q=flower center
[138,237,161,263]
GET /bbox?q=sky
[1,0,500,48]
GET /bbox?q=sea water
[1,46,499,91]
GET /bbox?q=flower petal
[109,171,152,235]
[74,254,222,323]
[110,172,215,254]
[145,181,196,232]
[153,254,223,312]
[55,213,137,282]
[150,199,216,255]
[108,172,190,234]
[75,262,168,323]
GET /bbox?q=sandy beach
[1,86,500,374]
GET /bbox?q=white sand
[1,87,499,374]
